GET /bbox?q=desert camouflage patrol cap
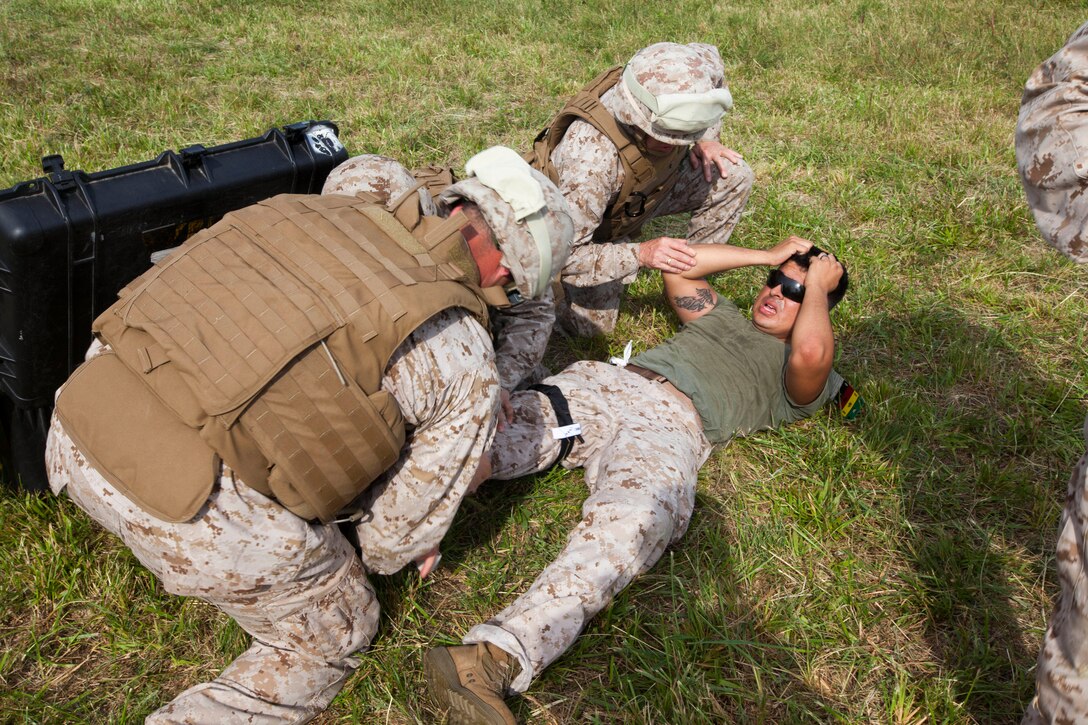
[1016,21,1088,263]
[438,147,573,300]
[605,42,732,146]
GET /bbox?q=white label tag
[552,423,583,440]
[609,340,633,367]
[305,124,344,157]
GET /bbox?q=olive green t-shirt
[630,300,841,444]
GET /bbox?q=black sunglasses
[765,269,806,303]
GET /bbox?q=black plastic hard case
[0,120,349,489]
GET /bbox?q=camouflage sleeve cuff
[492,293,554,390]
[619,242,641,284]
[698,121,724,143]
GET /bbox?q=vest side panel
[54,352,219,522]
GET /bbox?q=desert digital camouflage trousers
[46,415,378,724]
[557,156,754,337]
[1023,416,1088,724]
[465,361,711,691]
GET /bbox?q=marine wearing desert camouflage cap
[609,41,734,145]
[1016,19,1088,725]
[439,147,573,302]
[525,41,755,337]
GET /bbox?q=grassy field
[2,0,1087,722]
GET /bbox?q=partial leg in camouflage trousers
[457,363,710,695]
[46,416,380,725]
[1023,439,1088,724]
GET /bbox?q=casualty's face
[751,261,805,341]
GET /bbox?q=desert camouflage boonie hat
[438,147,573,300]
[1015,21,1088,264]
[605,42,731,146]
[321,154,436,213]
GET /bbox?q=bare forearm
[792,297,835,368]
[784,253,843,404]
[664,244,772,322]
[675,243,773,278]
[785,296,835,405]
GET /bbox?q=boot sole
[423,648,513,725]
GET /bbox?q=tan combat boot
[424,642,521,725]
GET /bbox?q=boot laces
[479,645,516,691]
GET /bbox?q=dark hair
[782,246,849,309]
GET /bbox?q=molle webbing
[231,332,405,519]
[93,193,489,522]
[525,66,688,243]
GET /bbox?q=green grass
[3,0,1088,722]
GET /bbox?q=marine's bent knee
[257,554,380,665]
[717,156,755,195]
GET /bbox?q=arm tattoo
[673,287,715,312]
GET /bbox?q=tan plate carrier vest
[525,66,689,244]
[55,192,489,524]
